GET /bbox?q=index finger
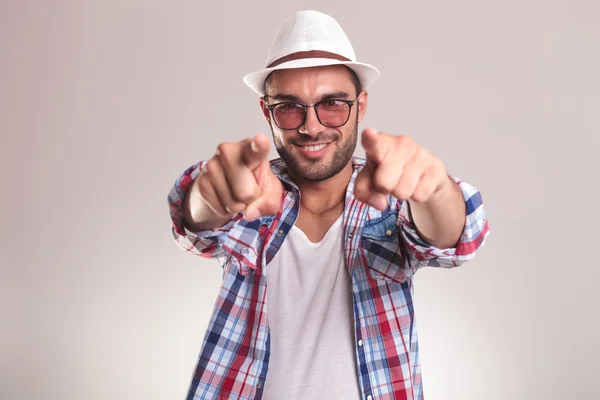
[361,128,391,165]
[241,133,271,169]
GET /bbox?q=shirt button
[367,396,373,400]
[385,229,392,236]
[256,381,262,388]
[348,232,354,239]
[358,339,363,346]
[241,247,249,256]
[277,229,284,236]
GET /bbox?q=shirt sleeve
[167,161,262,270]
[396,176,490,270]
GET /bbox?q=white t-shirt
[262,214,362,399]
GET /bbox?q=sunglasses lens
[316,101,351,127]
[273,103,305,129]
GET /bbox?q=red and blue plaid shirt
[168,156,489,400]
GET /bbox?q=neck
[290,161,353,215]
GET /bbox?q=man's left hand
[354,128,452,210]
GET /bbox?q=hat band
[267,50,351,68]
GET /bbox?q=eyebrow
[268,91,351,102]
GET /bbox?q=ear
[356,90,368,123]
[259,96,271,124]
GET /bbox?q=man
[168,9,489,400]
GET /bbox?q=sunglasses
[264,96,359,130]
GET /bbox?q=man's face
[261,65,368,182]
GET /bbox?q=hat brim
[242,58,380,96]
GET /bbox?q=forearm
[408,176,466,249]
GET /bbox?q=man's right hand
[183,133,284,232]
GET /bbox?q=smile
[300,143,328,152]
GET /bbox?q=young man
[168,10,489,400]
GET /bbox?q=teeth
[302,143,327,152]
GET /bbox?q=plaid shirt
[168,156,489,400]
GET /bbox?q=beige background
[1,1,599,399]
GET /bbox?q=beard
[271,114,358,182]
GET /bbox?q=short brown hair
[263,66,362,97]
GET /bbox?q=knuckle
[373,176,394,193]
[415,147,431,163]
[395,183,413,200]
[397,135,412,146]
[414,181,436,202]
[227,202,246,214]
[412,145,423,158]
[216,142,235,161]
[411,190,427,203]
[396,190,410,201]
[216,142,230,153]
[204,158,219,175]
[398,136,418,154]
[196,177,213,198]
[232,186,258,203]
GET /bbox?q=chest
[294,204,345,243]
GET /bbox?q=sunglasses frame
[263,96,359,130]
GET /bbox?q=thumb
[243,176,283,221]
[354,166,389,211]
[361,128,390,164]
[241,133,270,170]
[243,194,280,222]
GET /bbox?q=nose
[299,106,323,136]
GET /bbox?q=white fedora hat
[242,10,380,96]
